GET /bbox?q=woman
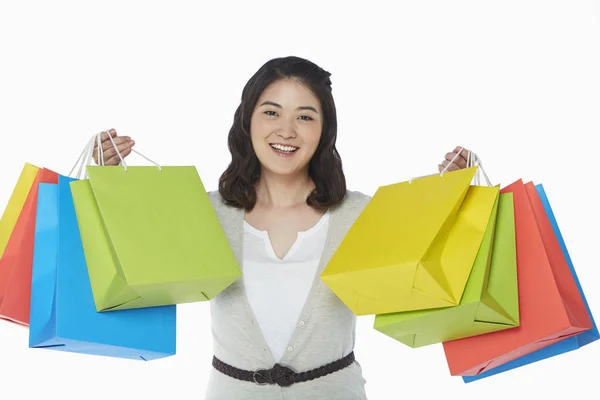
[93,56,470,400]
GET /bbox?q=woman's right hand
[92,128,136,166]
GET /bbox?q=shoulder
[340,190,371,208]
[207,190,240,224]
[207,190,225,208]
[328,190,371,223]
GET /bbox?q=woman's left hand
[438,146,471,173]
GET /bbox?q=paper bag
[374,189,519,347]
[29,176,176,359]
[70,165,240,311]
[460,183,598,382]
[322,167,497,315]
[0,167,58,325]
[443,179,593,376]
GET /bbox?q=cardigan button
[299,320,305,327]
[287,346,294,352]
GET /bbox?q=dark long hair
[218,56,347,211]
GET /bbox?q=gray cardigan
[204,190,372,400]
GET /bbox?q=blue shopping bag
[29,176,177,360]
[462,183,598,382]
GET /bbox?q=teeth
[271,144,298,152]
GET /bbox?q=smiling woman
[219,58,347,213]
[90,55,471,400]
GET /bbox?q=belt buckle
[253,368,270,385]
[253,363,296,387]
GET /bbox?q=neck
[256,169,314,208]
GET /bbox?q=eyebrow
[259,101,319,114]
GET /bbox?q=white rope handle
[70,129,163,179]
[102,129,162,172]
[469,151,493,187]
[68,133,102,180]
[408,146,466,184]
[68,134,95,178]
[71,130,163,176]
[467,150,477,185]
[97,132,105,167]
[407,147,494,186]
[82,133,99,180]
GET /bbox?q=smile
[270,143,299,155]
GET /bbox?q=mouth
[269,143,299,156]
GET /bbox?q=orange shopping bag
[0,166,59,325]
[442,179,592,376]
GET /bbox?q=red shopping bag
[442,179,592,376]
[0,167,59,325]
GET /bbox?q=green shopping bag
[70,135,241,311]
[373,190,519,347]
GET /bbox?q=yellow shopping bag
[321,166,498,316]
[0,163,40,257]
[372,190,519,347]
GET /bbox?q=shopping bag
[321,166,497,315]
[70,142,241,311]
[0,163,39,256]
[442,179,593,376]
[0,163,39,323]
[0,166,58,325]
[460,183,598,382]
[29,176,176,360]
[373,189,519,347]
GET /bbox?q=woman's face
[250,78,323,178]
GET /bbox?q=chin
[262,164,305,177]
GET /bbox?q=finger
[91,130,118,165]
[102,141,135,164]
[103,141,135,160]
[454,146,470,164]
[450,148,469,165]
[95,129,118,145]
[98,129,123,144]
[441,159,460,172]
[445,152,466,168]
[102,129,118,139]
[101,135,131,152]
[105,146,133,166]
[445,150,468,169]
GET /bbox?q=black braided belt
[212,351,355,387]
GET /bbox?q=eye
[299,115,313,121]
[264,110,278,116]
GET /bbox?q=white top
[242,212,330,362]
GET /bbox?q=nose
[275,116,297,139]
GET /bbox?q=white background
[1,0,599,399]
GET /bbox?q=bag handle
[68,133,97,180]
[102,130,162,172]
[408,146,467,184]
[408,146,494,186]
[68,131,163,179]
[467,151,493,187]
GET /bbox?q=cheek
[249,121,268,153]
[250,114,267,137]
[305,125,322,148]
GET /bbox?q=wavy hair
[218,56,347,211]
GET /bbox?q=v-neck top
[242,212,329,362]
